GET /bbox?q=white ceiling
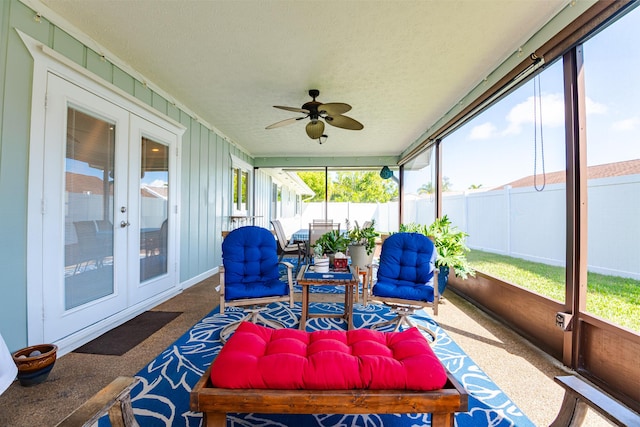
[38,0,569,160]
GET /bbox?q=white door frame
[43,74,131,342]
[20,31,184,355]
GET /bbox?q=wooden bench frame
[55,376,139,427]
[190,365,468,427]
[550,375,640,427]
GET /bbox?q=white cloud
[469,122,498,140]
[503,93,565,136]
[586,97,607,115]
[612,117,639,131]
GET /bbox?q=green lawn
[467,250,640,332]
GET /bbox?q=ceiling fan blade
[274,105,310,114]
[318,102,351,115]
[265,117,304,129]
[325,115,364,130]
[306,120,325,139]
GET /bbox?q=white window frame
[230,154,253,215]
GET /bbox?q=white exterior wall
[443,175,639,280]
[587,175,640,278]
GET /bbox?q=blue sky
[438,6,639,192]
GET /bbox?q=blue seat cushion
[372,232,436,303]
[222,226,289,300]
[373,279,435,302]
[225,278,289,300]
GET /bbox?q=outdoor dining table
[291,228,309,243]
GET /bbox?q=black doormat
[74,311,182,356]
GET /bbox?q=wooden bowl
[12,344,57,386]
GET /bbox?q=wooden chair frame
[365,261,440,342]
[218,263,295,342]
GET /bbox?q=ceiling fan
[266,89,363,143]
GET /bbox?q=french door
[41,73,178,343]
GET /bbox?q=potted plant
[400,216,475,295]
[313,230,349,268]
[347,220,379,269]
[425,215,475,295]
[312,244,330,272]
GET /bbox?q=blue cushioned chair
[367,232,438,341]
[219,226,295,342]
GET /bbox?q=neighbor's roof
[498,159,640,190]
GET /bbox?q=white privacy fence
[293,174,639,280]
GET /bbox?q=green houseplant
[400,215,475,294]
[313,230,349,269]
[346,220,379,269]
[313,230,349,256]
[347,220,379,256]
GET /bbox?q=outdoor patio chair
[219,226,295,342]
[72,220,111,270]
[367,232,439,341]
[312,219,335,225]
[308,221,340,261]
[271,219,304,270]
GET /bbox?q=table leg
[203,412,227,427]
[345,284,354,330]
[362,272,368,306]
[430,412,454,427]
[300,285,309,330]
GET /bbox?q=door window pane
[140,137,169,282]
[64,107,115,309]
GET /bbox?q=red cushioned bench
[190,322,468,427]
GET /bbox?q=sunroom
[0,0,638,425]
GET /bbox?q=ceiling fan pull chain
[533,74,546,192]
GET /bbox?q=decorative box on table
[303,268,353,280]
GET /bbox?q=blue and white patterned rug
[110,301,534,426]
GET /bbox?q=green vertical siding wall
[0,0,267,351]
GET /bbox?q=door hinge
[44,93,48,109]
[41,198,46,215]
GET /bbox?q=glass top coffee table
[296,265,358,330]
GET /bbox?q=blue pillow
[373,232,436,302]
[222,226,288,299]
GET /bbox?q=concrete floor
[0,273,610,426]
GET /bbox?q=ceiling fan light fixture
[306,120,325,139]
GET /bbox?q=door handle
[120,220,130,228]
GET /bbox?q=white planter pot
[348,244,374,270]
[314,257,329,272]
